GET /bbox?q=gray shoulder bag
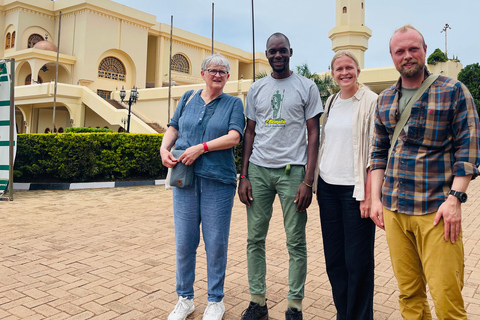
[167,90,199,189]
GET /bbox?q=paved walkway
[0,180,478,319]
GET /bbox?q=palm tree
[296,63,339,104]
[255,70,269,80]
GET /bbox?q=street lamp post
[121,117,127,132]
[119,86,139,133]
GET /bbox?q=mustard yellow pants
[383,208,467,320]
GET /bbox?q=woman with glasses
[313,50,377,319]
[160,54,245,320]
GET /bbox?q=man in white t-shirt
[238,33,323,320]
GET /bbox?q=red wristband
[203,142,209,153]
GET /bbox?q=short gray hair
[201,53,230,73]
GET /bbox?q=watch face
[451,190,468,203]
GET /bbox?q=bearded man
[370,24,479,319]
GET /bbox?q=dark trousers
[316,177,375,320]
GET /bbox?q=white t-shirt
[245,73,323,168]
[319,96,355,185]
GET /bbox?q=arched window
[343,6,347,13]
[11,31,15,48]
[98,56,126,81]
[171,54,190,74]
[5,33,11,49]
[28,34,44,48]
[25,74,43,85]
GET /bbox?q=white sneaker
[203,300,225,320]
[168,297,195,320]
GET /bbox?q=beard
[398,60,424,78]
[269,59,288,74]
[272,65,286,73]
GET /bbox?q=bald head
[266,32,291,49]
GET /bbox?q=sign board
[0,61,16,196]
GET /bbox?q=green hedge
[15,133,166,182]
[14,133,244,183]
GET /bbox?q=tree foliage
[427,48,448,65]
[255,70,269,80]
[458,63,480,115]
[296,63,339,104]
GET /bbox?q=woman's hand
[177,144,204,165]
[160,148,178,168]
[360,198,371,218]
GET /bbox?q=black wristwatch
[449,190,468,203]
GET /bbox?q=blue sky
[115,0,479,73]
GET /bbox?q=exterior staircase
[106,99,165,133]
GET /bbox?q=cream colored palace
[0,0,462,134]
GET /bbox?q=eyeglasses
[205,69,228,77]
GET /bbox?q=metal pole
[211,3,214,54]
[168,15,173,123]
[8,58,14,200]
[53,11,62,131]
[441,23,451,58]
[127,98,131,133]
[251,0,255,82]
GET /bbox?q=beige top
[313,86,378,200]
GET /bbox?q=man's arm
[370,168,385,230]
[238,119,256,207]
[434,83,479,243]
[434,175,472,244]
[294,115,319,212]
[369,98,390,230]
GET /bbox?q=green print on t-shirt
[265,89,286,127]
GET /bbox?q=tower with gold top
[328,0,372,69]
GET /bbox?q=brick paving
[0,179,478,319]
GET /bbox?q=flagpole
[251,0,255,82]
[211,3,214,54]
[52,11,61,132]
[168,15,173,123]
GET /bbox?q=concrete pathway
[0,180,478,319]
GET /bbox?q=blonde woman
[313,50,377,319]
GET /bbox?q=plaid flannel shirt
[371,69,480,215]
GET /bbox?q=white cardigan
[313,86,378,200]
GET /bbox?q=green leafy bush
[458,63,480,115]
[15,133,165,182]
[14,133,244,182]
[427,48,448,65]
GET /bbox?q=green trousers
[246,163,307,301]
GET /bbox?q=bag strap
[387,74,439,164]
[179,89,199,118]
[326,92,338,117]
[320,92,338,127]
[170,90,199,152]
